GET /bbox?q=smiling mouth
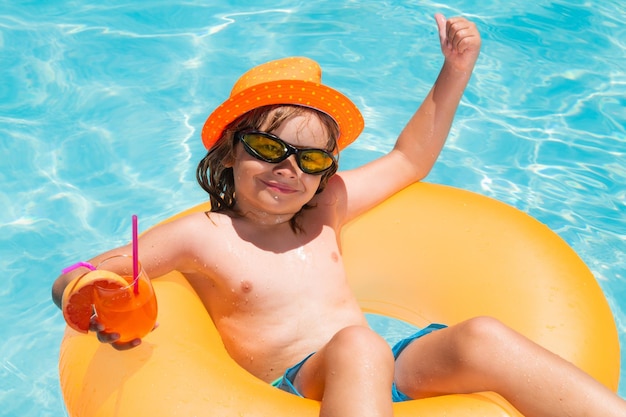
[262,180,298,194]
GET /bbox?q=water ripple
[2,1,625,415]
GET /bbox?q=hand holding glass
[93,255,158,343]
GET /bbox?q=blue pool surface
[1,1,625,415]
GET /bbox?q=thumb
[434,13,447,46]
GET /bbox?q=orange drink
[92,255,158,343]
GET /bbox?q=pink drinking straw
[61,261,96,274]
[132,214,139,295]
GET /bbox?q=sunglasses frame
[236,130,337,175]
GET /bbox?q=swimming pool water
[1,1,625,415]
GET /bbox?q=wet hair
[196,105,340,233]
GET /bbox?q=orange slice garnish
[61,270,131,333]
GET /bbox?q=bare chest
[181,218,352,314]
[212,231,345,308]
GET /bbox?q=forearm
[394,62,473,178]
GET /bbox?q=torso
[180,206,367,382]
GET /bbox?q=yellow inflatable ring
[59,183,620,416]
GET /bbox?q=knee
[458,316,510,340]
[326,326,394,370]
[451,316,518,368]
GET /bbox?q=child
[53,14,626,417]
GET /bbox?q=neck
[225,208,309,255]
[228,205,302,233]
[242,210,295,228]
[231,196,308,232]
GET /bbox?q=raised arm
[394,14,481,179]
[331,14,481,223]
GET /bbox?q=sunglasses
[236,130,337,175]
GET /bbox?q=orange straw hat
[201,57,364,151]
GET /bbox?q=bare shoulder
[159,210,236,249]
[157,209,231,231]
[138,210,235,277]
[316,153,413,226]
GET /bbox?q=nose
[273,155,300,177]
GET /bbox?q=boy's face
[231,113,329,221]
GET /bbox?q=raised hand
[435,14,481,73]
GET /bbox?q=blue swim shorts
[272,323,447,402]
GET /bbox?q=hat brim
[201,80,364,151]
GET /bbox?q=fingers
[89,314,144,350]
[111,338,142,351]
[96,328,142,350]
[89,313,105,333]
[108,324,158,350]
[433,13,481,71]
[444,17,480,54]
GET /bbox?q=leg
[395,316,626,417]
[294,325,395,417]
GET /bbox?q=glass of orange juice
[92,255,158,343]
